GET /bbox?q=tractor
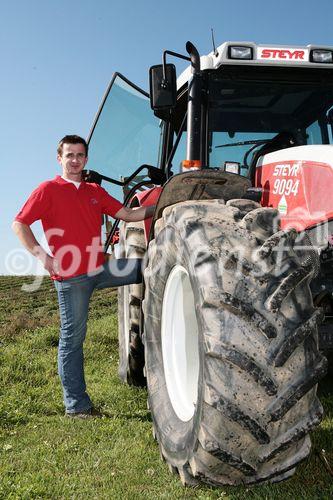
[85,40,333,486]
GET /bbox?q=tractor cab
[152,42,333,182]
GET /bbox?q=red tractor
[86,41,333,486]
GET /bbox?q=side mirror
[149,64,177,111]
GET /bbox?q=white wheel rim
[123,286,130,358]
[161,265,199,422]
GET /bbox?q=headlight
[228,46,253,60]
[310,50,333,63]
[224,162,240,174]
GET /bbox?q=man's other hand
[43,254,59,276]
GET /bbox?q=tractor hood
[256,145,333,238]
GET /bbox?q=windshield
[88,75,161,201]
[207,67,333,175]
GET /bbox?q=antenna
[211,28,219,57]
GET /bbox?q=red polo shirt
[15,176,123,280]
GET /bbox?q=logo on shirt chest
[90,198,98,205]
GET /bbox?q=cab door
[87,73,162,201]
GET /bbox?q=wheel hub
[161,265,199,422]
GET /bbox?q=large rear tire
[143,199,326,486]
[118,221,146,386]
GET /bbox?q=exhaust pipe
[185,42,202,166]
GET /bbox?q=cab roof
[177,41,333,89]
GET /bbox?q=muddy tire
[143,199,326,486]
[118,221,146,386]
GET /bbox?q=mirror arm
[162,50,191,86]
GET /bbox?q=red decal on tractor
[256,159,333,231]
[259,48,306,60]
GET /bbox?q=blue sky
[2,0,333,274]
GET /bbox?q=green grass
[0,275,332,499]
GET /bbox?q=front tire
[143,199,325,486]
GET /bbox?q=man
[12,135,155,418]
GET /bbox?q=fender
[150,170,250,244]
[132,171,251,244]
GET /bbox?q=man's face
[57,143,88,178]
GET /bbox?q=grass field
[0,275,332,499]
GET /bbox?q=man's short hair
[57,135,88,157]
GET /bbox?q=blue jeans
[54,259,142,414]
